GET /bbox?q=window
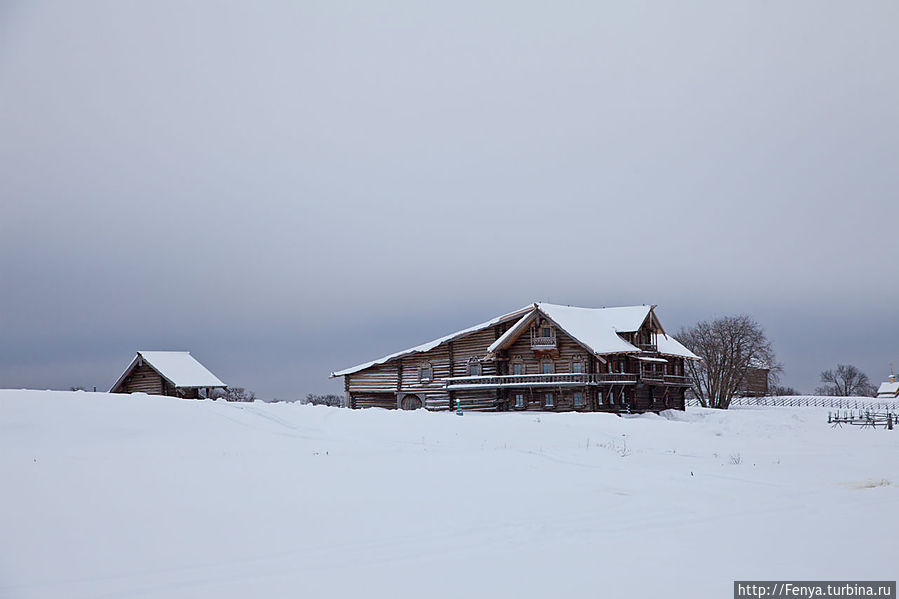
[572,361,583,374]
[541,326,552,338]
[419,366,432,382]
[468,359,481,377]
[573,392,584,407]
[619,389,626,404]
[544,393,554,407]
[514,393,525,408]
[618,360,626,373]
[597,390,603,405]
[512,362,524,376]
[542,361,554,375]
[609,388,615,405]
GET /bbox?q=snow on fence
[686,396,899,411]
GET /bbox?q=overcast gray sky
[1,1,897,399]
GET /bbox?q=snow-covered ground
[1,389,896,599]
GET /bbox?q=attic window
[541,326,552,338]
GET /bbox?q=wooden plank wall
[352,393,396,409]
[116,362,165,395]
[398,346,451,410]
[346,362,399,392]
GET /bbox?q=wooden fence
[686,395,899,411]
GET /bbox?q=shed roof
[110,351,226,391]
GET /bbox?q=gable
[110,351,225,392]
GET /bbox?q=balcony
[530,336,557,350]
[443,373,638,390]
[663,375,692,387]
[636,343,658,352]
[641,371,666,383]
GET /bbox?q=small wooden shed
[109,351,227,399]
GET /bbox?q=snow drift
[1,389,896,599]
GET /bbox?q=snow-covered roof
[111,351,226,391]
[655,333,701,360]
[876,381,899,398]
[333,302,701,377]
[331,306,534,377]
[535,303,654,355]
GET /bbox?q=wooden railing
[663,375,692,386]
[443,373,639,388]
[636,343,657,352]
[597,373,639,383]
[530,336,557,349]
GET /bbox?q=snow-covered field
[1,389,896,599]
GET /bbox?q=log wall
[114,362,165,395]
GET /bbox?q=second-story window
[572,361,584,374]
[468,358,481,377]
[419,365,432,383]
[542,361,554,375]
[512,362,524,376]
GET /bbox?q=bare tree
[677,315,779,409]
[769,384,799,396]
[815,364,875,397]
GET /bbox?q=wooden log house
[331,303,700,413]
[109,351,227,399]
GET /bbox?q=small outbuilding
[109,351,227,399]
[876,367,898,399]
